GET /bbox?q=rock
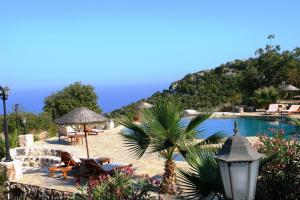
[18,134,34,147]
[0,160,23,181]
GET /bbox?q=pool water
[183,117,297,138]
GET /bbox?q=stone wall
[0,160,23,181]
[0,147,63,181]
[10,147,61,170]
[5,181,80,200]
[18,134,34,147]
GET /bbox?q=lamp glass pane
[229,162,249,200]
[219,161,232,199]
[248,160,259,199]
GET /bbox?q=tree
[44,82,101,119]
[119,100,222,194]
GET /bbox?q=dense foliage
[0,129,18,159]
[176,127,300,200]
[112,38,300,118]
[0,111,57,159]
[254,129,300,200]
[44,82,101,119]
[0,111,57,136]
[254,86,279,108]
[73,168,160,200]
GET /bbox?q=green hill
[111,42,300,119]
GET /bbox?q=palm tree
[119,100,223,194]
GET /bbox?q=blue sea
[1,83,168,114]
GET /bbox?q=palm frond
[185,113,212,137]
[177,146,223,199]
[196,132,225,146]
[118,117,150,159]
[142,100,185,153]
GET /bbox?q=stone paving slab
[15,168,79,192]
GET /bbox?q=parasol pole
[83,124,90,158]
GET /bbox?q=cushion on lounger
[66,126,76,133]
[101,162,128,172]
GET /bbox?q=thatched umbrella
[134,101,154,122]
[279,84,300,101]
[279,84,300,91]
[55,107,109,158]
[292,95,300,99]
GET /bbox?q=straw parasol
[279,84,300,91]
[55,107,109,158]
[184,109,199,115]
[136,101,154,109]
[292,95,300,99]
[279,83,300,102]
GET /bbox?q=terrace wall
[10,147,61,170]
[5,181,80,200]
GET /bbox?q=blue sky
[1,0,300,112]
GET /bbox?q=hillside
[111,43,300,118]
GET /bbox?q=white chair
[280,105,300,115]
[265,104,279,115]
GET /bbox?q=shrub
[0,129,19,159]
[254,128,300,199]
[254,86,279,108]
[0,112,57,135]
[73,168,161,200]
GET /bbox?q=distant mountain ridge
[111,44,300,118]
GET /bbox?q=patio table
[68,134,84,144]
[48,166,73,179]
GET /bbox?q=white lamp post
[214,121,264,200]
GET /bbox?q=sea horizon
[2,82,169,114]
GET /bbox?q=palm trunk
[160,159,177,194]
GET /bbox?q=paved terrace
[14,126,188,192]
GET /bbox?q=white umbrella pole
[83,124,90,158]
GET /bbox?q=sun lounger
[265,104,279,115]
[76,158,132,181]
[60,151,81,167]
[48,151,80,179]
[280,105,300,115]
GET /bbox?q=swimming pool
[183,116,297,138]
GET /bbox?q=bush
[0,129,19,159]
[73,168,161,200]
[0,112,57,135]
[254,128,300,199]
[254,86,279,109]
